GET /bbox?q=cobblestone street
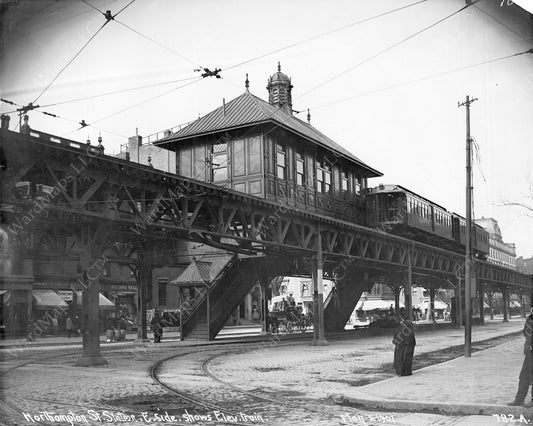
[0,319,524,425]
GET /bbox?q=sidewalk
[0,324,265,350]
[206,318,530,422]
[338,325,531,417]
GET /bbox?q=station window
[341,171,348,193]
[317,160,331,193]
[276,143,286,179]
[354,176,361,196]
[249,136,261,174]
[212,142,227,182]
[193,145,205,180]
[296,152,305,186]
[233,139,245,176]
[180,147,192,178]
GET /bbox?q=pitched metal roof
[171,255,234,285]
[156,91,382,177]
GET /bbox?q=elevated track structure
[1,128,531,365]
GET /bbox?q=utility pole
[458,95,477,357]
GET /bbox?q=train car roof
[368,184,449,212]
[451,212,486,230]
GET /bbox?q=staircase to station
[323,275,368,333]
[179,255,286,340]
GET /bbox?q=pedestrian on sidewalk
[508,302,533,406]
[26,316,36,342]
[392,308,416,376]
[151,311,163,343]
[66,314,74,338]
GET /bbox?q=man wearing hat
[508,300,533,406]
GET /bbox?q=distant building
[474,217,517,269]
[517,256,533,274]
[116,133,176,173]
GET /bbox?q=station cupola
[266,62,293,114]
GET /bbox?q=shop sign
[57,290,73,301]
[109,283,137,292]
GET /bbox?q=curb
[338,395,533,417]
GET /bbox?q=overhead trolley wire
[474,3,533,47]
[310,49,533,110]
[297,0,480,101]
[222,0,428,72]
[39,76,199,108]
[31,21,109,105]
[12,0,119,40]
[79,0,105,14]
[63,77,203,135]
[31,0,136,105]
[114,19,199,67]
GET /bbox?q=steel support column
[502,287,509,322]
[75,265,107,366]
[487,290,494,320]
[260,277,269,336]
[478,282,485,325]
[312,228,327,346]
[404,250,413,320]
[135,265,150,342]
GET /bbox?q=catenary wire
[31,0,136,105]
[474,3,533,47]
[222,0,428,72]
[114,19,199,67]
[12,0,426,133]
[310,49,533,110]
[296,1,479,101]
[18,0,426,112]
[31,21,109,105]
[80,0,105,14]
[62,77,203,136]
[12,0,119,40]
[39,76,199,108]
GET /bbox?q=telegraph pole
[458,95,477,357]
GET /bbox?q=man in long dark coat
[151,311,164,343]
[393,308,416,376]
[508,303,533,406]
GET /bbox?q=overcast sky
[1,0,532,257]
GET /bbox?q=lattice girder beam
[1,129,531,290]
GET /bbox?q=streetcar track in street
[151,345,263,425]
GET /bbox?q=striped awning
[32,290,69,308]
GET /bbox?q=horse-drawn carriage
[267,306,310,334]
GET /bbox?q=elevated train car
[365,184,489,258]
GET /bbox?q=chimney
[128,132,142,162]
[20,114,30,134]
[0,114,10,130]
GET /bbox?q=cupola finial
[307,108,311,124]
[277,61,281,72]
[245,73,249,91]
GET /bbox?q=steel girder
[1,129,531,291]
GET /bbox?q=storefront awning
[76,291,115,309]
[32,290,69,308]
